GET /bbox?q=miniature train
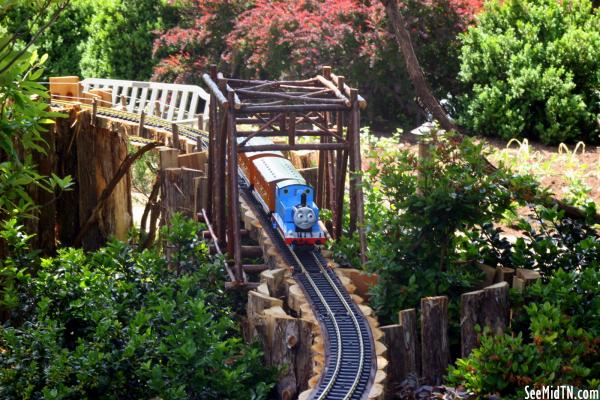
[238,137,328,246]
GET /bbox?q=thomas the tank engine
[238,137,327,246]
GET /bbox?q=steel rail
[311,252,365,400]
[287,247,344,399]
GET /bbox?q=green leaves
[0,216,275,399]
[448,265,600,397]
[458,0,600,144]
[0,24,70,219]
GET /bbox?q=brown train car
[251,156,306,212]
[237,136,284,184]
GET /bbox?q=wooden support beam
[240,103,347,113]
[91,98,97,126]
[138,110,146,138]
[315,75,351,107]
[171,123,180,150]
[202,73,229,108]
[288,112,295,146]
[238,143,347,152]
[214,102,227,245]
[331,72,367,109]
[226,89,243,281]
[350,88,368,265]
[234,88,345,104]
[243,264,269,274]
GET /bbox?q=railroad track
[241,184,375,400]
[51,99,209,146]
[55,100,375,399]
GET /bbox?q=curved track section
[55,100,376,399]
[241,185,375,400]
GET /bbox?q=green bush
[458,204,600,280]
[458,0,600,144]
[0,22,72,221]
[3,1,94,77]
[0,214,275,399]
[340,131,532,325]
[447,267,600,398]
[79,0,166,80]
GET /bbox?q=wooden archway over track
[202,66,368,284]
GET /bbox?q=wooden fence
[375,267,540,398]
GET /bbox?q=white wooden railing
[80,78,210,129]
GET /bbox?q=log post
[482,281,509,336]
[261,268,287,299]
[295,318,315,393]
[420,296,449,385]
[381,324,402,398]
[460,281,509,357]
[268,311,300,400]
[161,167,203,224]
[399,308,420,378]
[159,147,179,170]
[460,289,484,358]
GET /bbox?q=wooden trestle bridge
[202,65,368,284]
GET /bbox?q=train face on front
[273,179,327,246]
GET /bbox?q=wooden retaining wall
[380,268,541,398]
[239,198,388,400]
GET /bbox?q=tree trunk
[76,112,132,250]
[382,0,460,133]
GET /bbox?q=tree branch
[382,0,460,133]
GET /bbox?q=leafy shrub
[344,131,530,325]
[79,0,167,80]
[0,24,72,221]
[0,214,275,399]
[153,0,483,127]
[458,0,600,144]
[3,1,94,77]
[447,266,600,398]
[458,204,600,280]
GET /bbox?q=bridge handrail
[80,78,210,129]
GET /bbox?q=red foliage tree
[153,0,483,125]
